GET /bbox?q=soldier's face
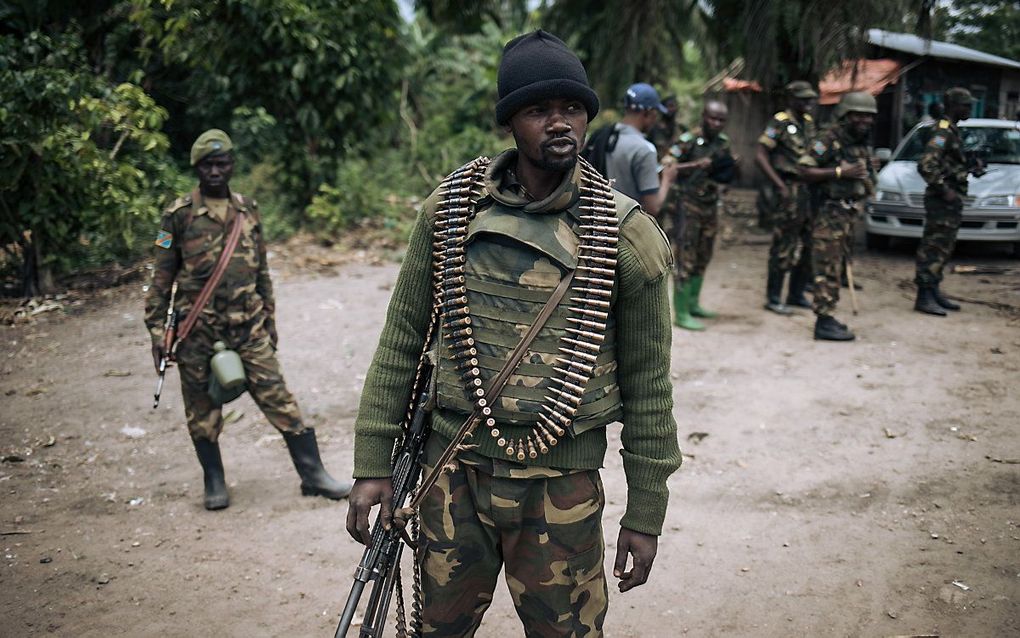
[792,97,816,116]
[196,153,235,191]
[508,98,588,172]
[949,102,972,121]
[846,112,874,137]
[702,105,728,135]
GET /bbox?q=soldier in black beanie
[347,29,679,637]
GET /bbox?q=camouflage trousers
[175,314,304,441]
[767,181,812,273]
[416,435,608,637]
[668,196,718,281]
[915,190,963,287]
[811,199,859,317]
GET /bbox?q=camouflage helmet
[834,91,878,118]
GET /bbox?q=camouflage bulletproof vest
[817,124,874,201]
[922,119,969,191]
[431,155,623,461]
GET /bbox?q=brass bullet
[566,327,605,343]
[552,377,586,394]
[563,337,601,353]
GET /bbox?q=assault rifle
[152,281,178,409]
[335,363,434,638]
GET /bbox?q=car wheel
[866,232,890,251]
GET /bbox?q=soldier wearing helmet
[797,91,878,341]
[913,87,981,316]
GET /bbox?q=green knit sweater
[353,152,682,535]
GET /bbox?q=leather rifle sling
[172,205,247,350]
[408,269,578,510]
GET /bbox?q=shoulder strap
[409,269,576,509]
[172,210,246,349]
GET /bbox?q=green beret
[786,80,818,99]
[944,87,974,107]
[190,129,234,166]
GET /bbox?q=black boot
[764,266,792,315]
[914,286,947,316]
[786,260,812,308]
[193,438,229,510]
[814,315,855,341]
[932,284,961,311]
[283,429,353,500]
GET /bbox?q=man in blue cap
[603,82,680,216]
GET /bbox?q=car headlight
[979,195,1012,207]
[876,190,904,203]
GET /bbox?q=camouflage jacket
[759,110,816,178]
[670,126,733,204]
[918,118,969,194]
[802,122,876,201]
[143,188,273,344]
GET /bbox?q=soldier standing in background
[144,129,351,510]
[798,92,877,341]
[345,30,681,636]
[755,81,818,315]
[649,94,681,159]
[665,101,737,331]
[914,87,982,316]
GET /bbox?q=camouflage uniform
[662,126,733,280]
[417,434,607,636]
[802,123,876,317]
[354,150,681,637]
[915,118,969,286]
[758,111,816,273]
[143,189,304,441]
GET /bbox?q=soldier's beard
[536,148,578,172]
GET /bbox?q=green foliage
[130,0,407,209]
[935,1,1020,62]
[545,0,703,102]
[0,28,184,293]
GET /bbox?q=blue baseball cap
[625,83,668,114]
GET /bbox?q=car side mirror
[875,148,892,166]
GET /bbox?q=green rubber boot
[673,280,705,331]
[689,275,718,319]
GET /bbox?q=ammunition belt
[431,156,619,461]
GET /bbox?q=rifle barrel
[335,579,367,638]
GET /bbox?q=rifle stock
[335,363,434,638]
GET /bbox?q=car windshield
[895,124,1020,165]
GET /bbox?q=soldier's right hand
[152,343,165,374]
[346,477,394,547]
[839,160,868,180]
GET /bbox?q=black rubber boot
[192,438,229,510]
[933,284,961,311]
[786,259,812,308]
[764,266,792,315]
[814,315,855,341]
[914,286,947,316]
[283,429,353,500]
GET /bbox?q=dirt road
[2,209,1018,637]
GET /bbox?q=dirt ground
[2,197,1019,637]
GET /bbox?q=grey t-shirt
[603,123,660,201]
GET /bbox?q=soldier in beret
[144,129,351,510]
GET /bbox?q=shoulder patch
[765,126,778,139]
[938,119,950,129]
[775,112,790,121]
[812,140,827,156]
[932,135,946,148]
[678,132,694,143]
[154,230,173,249]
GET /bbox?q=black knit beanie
[495,30,600,125]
